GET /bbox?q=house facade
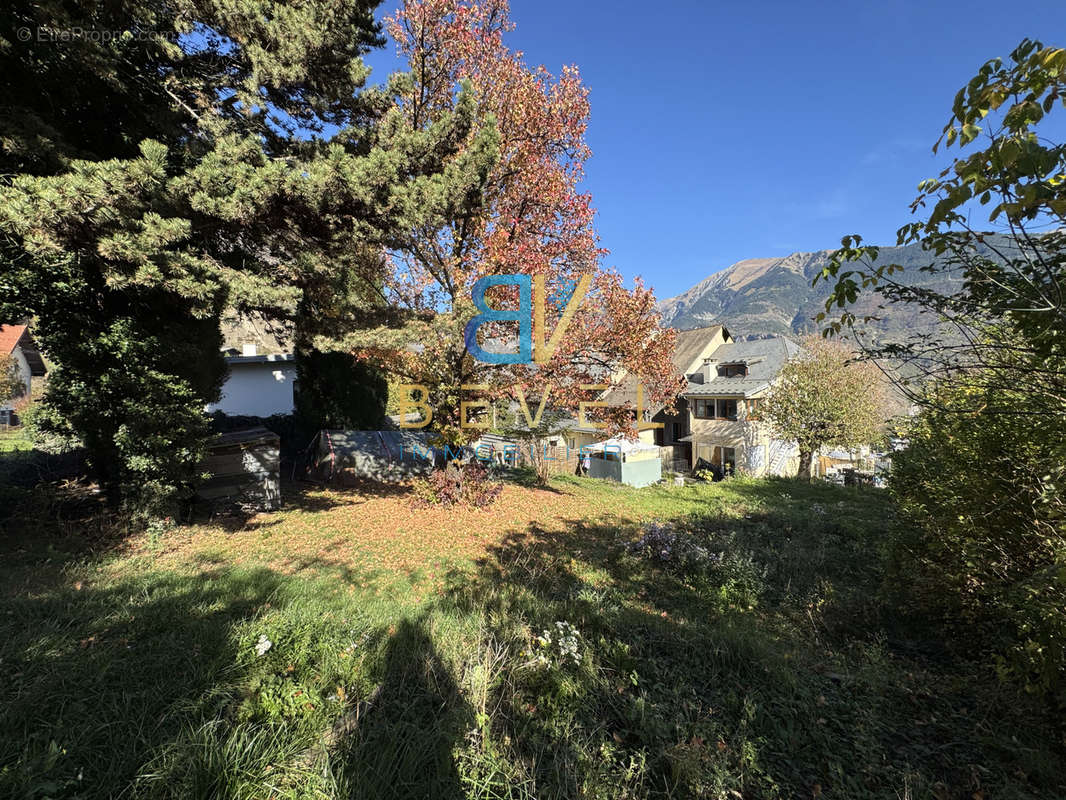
[644,325,732,465]
[0,323,46,425]
[681,337,803,476]
[207,344,297,418]
[550,327,803,478]
[569,325,734,463]
[209,316,297,418]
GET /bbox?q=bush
[625,522,767,609]
[625,522,718,573]
[888,378,1066,701]
[411,461,503,509]
[21,401,79,455]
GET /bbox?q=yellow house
[681,337,804,477]
[565,326,733,464]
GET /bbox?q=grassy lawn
[0,426,31,452]
[0,471,1062,799]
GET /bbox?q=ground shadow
[335,615,472,799]
[0,555,292,796]
[424,503,1066,799]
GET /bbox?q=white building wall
[208,361,296,418]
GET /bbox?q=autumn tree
[761,337,887,480]
[0,0,492,508]
[327,0,680,441]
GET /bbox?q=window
[671,421,683,442]
[717,362,748,378]
[716,398,738,420]
[722,447,736,469]
[746,399,762,420]
[693,398,738,420]
[712,446,736,473]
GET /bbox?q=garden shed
[306,430,441,484]
[586,436,662,488]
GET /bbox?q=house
[208,315,296,418]
[0,323,46,426]
[569,325,733,469]
[681,337,804,476]
[207,343,297,418]
[644,325,732,462]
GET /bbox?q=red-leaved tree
[329,0,679,442]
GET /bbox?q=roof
[684,337,804,398]
[558,417,602,435]
[671,325,728,377]
[587,435,660,455]
[602,325,729,412]
[219,313,292,354]
[224,353,295,365]
[0,325,24,356]
[0,324,47,376]
[823,448,857,460]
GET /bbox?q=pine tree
[0,1,495,508]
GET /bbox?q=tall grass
[1,474,1062,798]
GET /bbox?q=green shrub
[888,377,1066,700]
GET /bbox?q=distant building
[0,323,46,425]
[587,328,802,476]
[573,325,733,471]
[207,343,297,418]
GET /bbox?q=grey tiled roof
[602,325,726,412]
[684,337,803,398]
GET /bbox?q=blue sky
[366,0,1066,300]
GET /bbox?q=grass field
[0,426,31,452]
[1,470,1062,799]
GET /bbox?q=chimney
[242,342,257,357]
[702,357,718,383]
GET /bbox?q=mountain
[657,242,967,342]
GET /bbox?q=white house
[681,337,803,476]
[1,323,46,426]
[207,343,297,418]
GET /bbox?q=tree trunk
[797,448,813,481]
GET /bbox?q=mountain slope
[657,242,968,341]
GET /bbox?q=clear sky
[366,0,1066,300]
